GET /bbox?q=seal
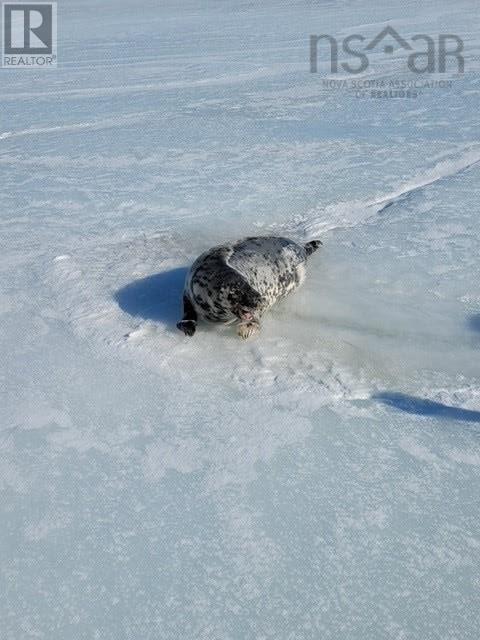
[177,236,322,339]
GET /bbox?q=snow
[1,0,480,638]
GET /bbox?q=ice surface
[1,1,480,638]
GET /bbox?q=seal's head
[227,285,264,322]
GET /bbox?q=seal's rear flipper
[304,239,323,256]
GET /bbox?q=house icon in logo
[366,26,413,54]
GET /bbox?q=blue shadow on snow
[373,392,480,423]
[115,267,188,328]
[468,314,480,334]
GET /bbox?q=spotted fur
[177,236,321,338]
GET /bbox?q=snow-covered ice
[1,1,480,638]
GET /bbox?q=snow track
[300,144,480,237]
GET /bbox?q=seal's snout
[239,309,254,322]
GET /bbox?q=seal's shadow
[115,267,187,328]
[468,314,480,334]
[373,392,480,424]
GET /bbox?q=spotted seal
[177,236,322,339]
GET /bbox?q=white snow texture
[1,1,480,639]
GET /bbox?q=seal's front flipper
[177,294,197,337]
[177,319,196,336]
[237,319,260,340]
